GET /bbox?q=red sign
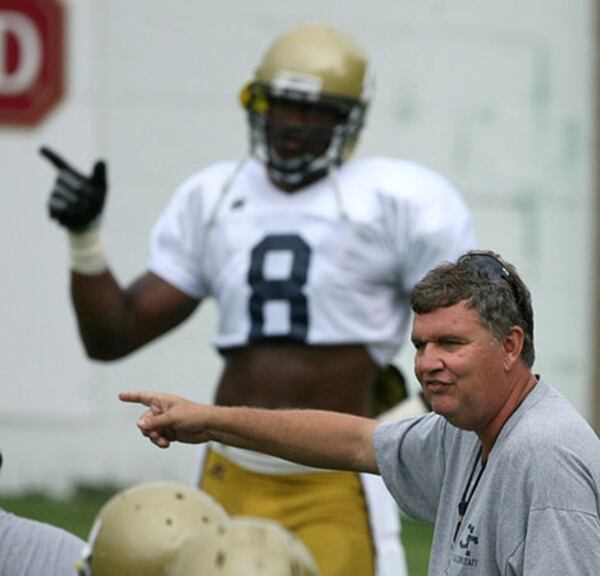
[0,0,65,126]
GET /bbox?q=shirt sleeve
[402,164,476,290]
[373,413,447,522]
[148,175,210,299]
[371,158,476,292]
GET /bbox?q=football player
[42,23,475,576]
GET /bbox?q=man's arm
[119,391,380,474]
[41,146,200,360]
[72,271,199,360]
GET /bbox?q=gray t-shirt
[0,508,85,575]
[374,379,600,575]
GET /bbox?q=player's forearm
[71,270,134,360]
[204,405,380,474]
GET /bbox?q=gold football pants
[199,448,375,576]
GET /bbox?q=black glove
[40,146,108,231]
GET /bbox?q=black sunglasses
[458,252,532,332]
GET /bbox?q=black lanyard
[453,446,486,543]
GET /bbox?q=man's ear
[502,326,525,370]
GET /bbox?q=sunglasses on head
[458,251,531,332]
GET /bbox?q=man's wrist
[68,226,108,275]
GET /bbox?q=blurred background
[0,0,597,501]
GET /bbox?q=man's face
[265,99,340,168]
[411,300,512,433]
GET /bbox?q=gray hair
[410,250,535,367]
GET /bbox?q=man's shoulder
[520,381,595,440]
[341,156,465,203]
[502,381,600,471]
[0,509,85,575]
[180,159,251,193]
[169,158,264,213]
[340,155,406,178]
[0,508,83,544]
[344,155,452,181]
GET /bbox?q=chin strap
[206,157,248,229]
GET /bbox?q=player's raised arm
[40,147,199,361]
[119,391,380,474]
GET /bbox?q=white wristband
[68,227,108,275]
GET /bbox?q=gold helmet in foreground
[169,516,320,576]
[77,482,227,576]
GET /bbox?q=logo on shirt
[452,523,479,568]
[230,198,246,211]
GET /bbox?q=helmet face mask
[241,23,371,189]
[246,85,364,187]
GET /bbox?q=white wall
[0,0,595,495]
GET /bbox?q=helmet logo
[272,71,322,98]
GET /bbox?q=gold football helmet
[76,482,227,576]
[241,23,372,188]
[169,516,320,576]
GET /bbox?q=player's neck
[268,170,328,193]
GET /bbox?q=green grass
[0,484,117,539]
[0,487,433,575]
[401,516,434,574]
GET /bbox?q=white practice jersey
[149,156,475,365]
